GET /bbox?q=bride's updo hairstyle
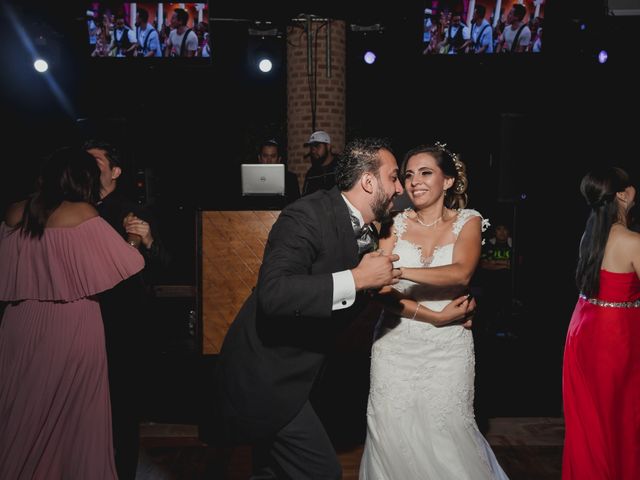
[401,142,469,209]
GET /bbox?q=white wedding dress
[360,209,509,480]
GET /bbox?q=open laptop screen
[241,164,285,196]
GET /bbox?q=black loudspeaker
[135,167,159,206]
[497,113,531,202]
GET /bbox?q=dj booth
[196,209,280,355]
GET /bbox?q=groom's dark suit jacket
[214,187,369,444]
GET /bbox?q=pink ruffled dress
[0,216,144,479]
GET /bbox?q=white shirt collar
[341,194,364,227]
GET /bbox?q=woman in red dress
[563,166,640,479]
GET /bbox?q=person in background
[87,10,98,54]
[302,130,339,196]
[91,13,113,57]
[111,12,137,57]
[257,138,300,205]
[85,139,169,480]
[563,166,640,480]
[470,4,493,53]
[201,32,212,57]
[0,147,144,478]
[477,221,515,335]
[496,4,531,53]
[135,8,162,57]
[438,10,471,54]
[195,21,209,57]
[165,8,198,58]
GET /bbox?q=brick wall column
[286,19,346,187]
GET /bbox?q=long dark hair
[401,144,469,209]
[576,166,632,297]
[20,147,101,238]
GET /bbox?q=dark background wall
[1,0,638,419]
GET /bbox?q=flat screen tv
[86,2,210,58]
[422,0,545,55]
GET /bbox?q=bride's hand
[377,285,395,295]
[433,294,476,327]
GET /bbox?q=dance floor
[137,417,564,480]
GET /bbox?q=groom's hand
[351,251,401,291]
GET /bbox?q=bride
[359,143,509,479]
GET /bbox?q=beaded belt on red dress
[579,294,640,308]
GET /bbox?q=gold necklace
[415,212,442,227]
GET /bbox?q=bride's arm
[400,216,482,287]
[377,289,475,327]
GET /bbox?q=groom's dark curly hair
[336,137,393,191]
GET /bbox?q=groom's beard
[372,185,394,223]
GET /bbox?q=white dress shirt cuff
[332,270,356,310]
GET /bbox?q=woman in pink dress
[563,166,640,479]
[0,147,144,479]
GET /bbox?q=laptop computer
[241,164,285,196]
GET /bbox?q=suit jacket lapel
[328,187,359,269]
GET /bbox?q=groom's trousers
[250,401,342,480]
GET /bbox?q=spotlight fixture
[33,58,48,72]
[248,21,282,38]
[598,50,608,64]
[258,58,273,72]
[363,51,376,64]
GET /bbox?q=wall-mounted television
[86,2,210,58]
[422,0,545,55]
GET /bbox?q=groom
[214,137,404,479]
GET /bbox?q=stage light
[579,23,587,31]
[598,50,608,64]
[350,23,385,67]
[247,24,283,76]
[33,59,48,73]
[258,58,273,73]
[363,51,376,64]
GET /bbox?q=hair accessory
[435,141,463,173]
[435,141,467,199]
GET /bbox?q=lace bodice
[392,208,485,304]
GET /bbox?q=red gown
[562,270,640,479]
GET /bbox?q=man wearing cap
[302,130,339,196]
